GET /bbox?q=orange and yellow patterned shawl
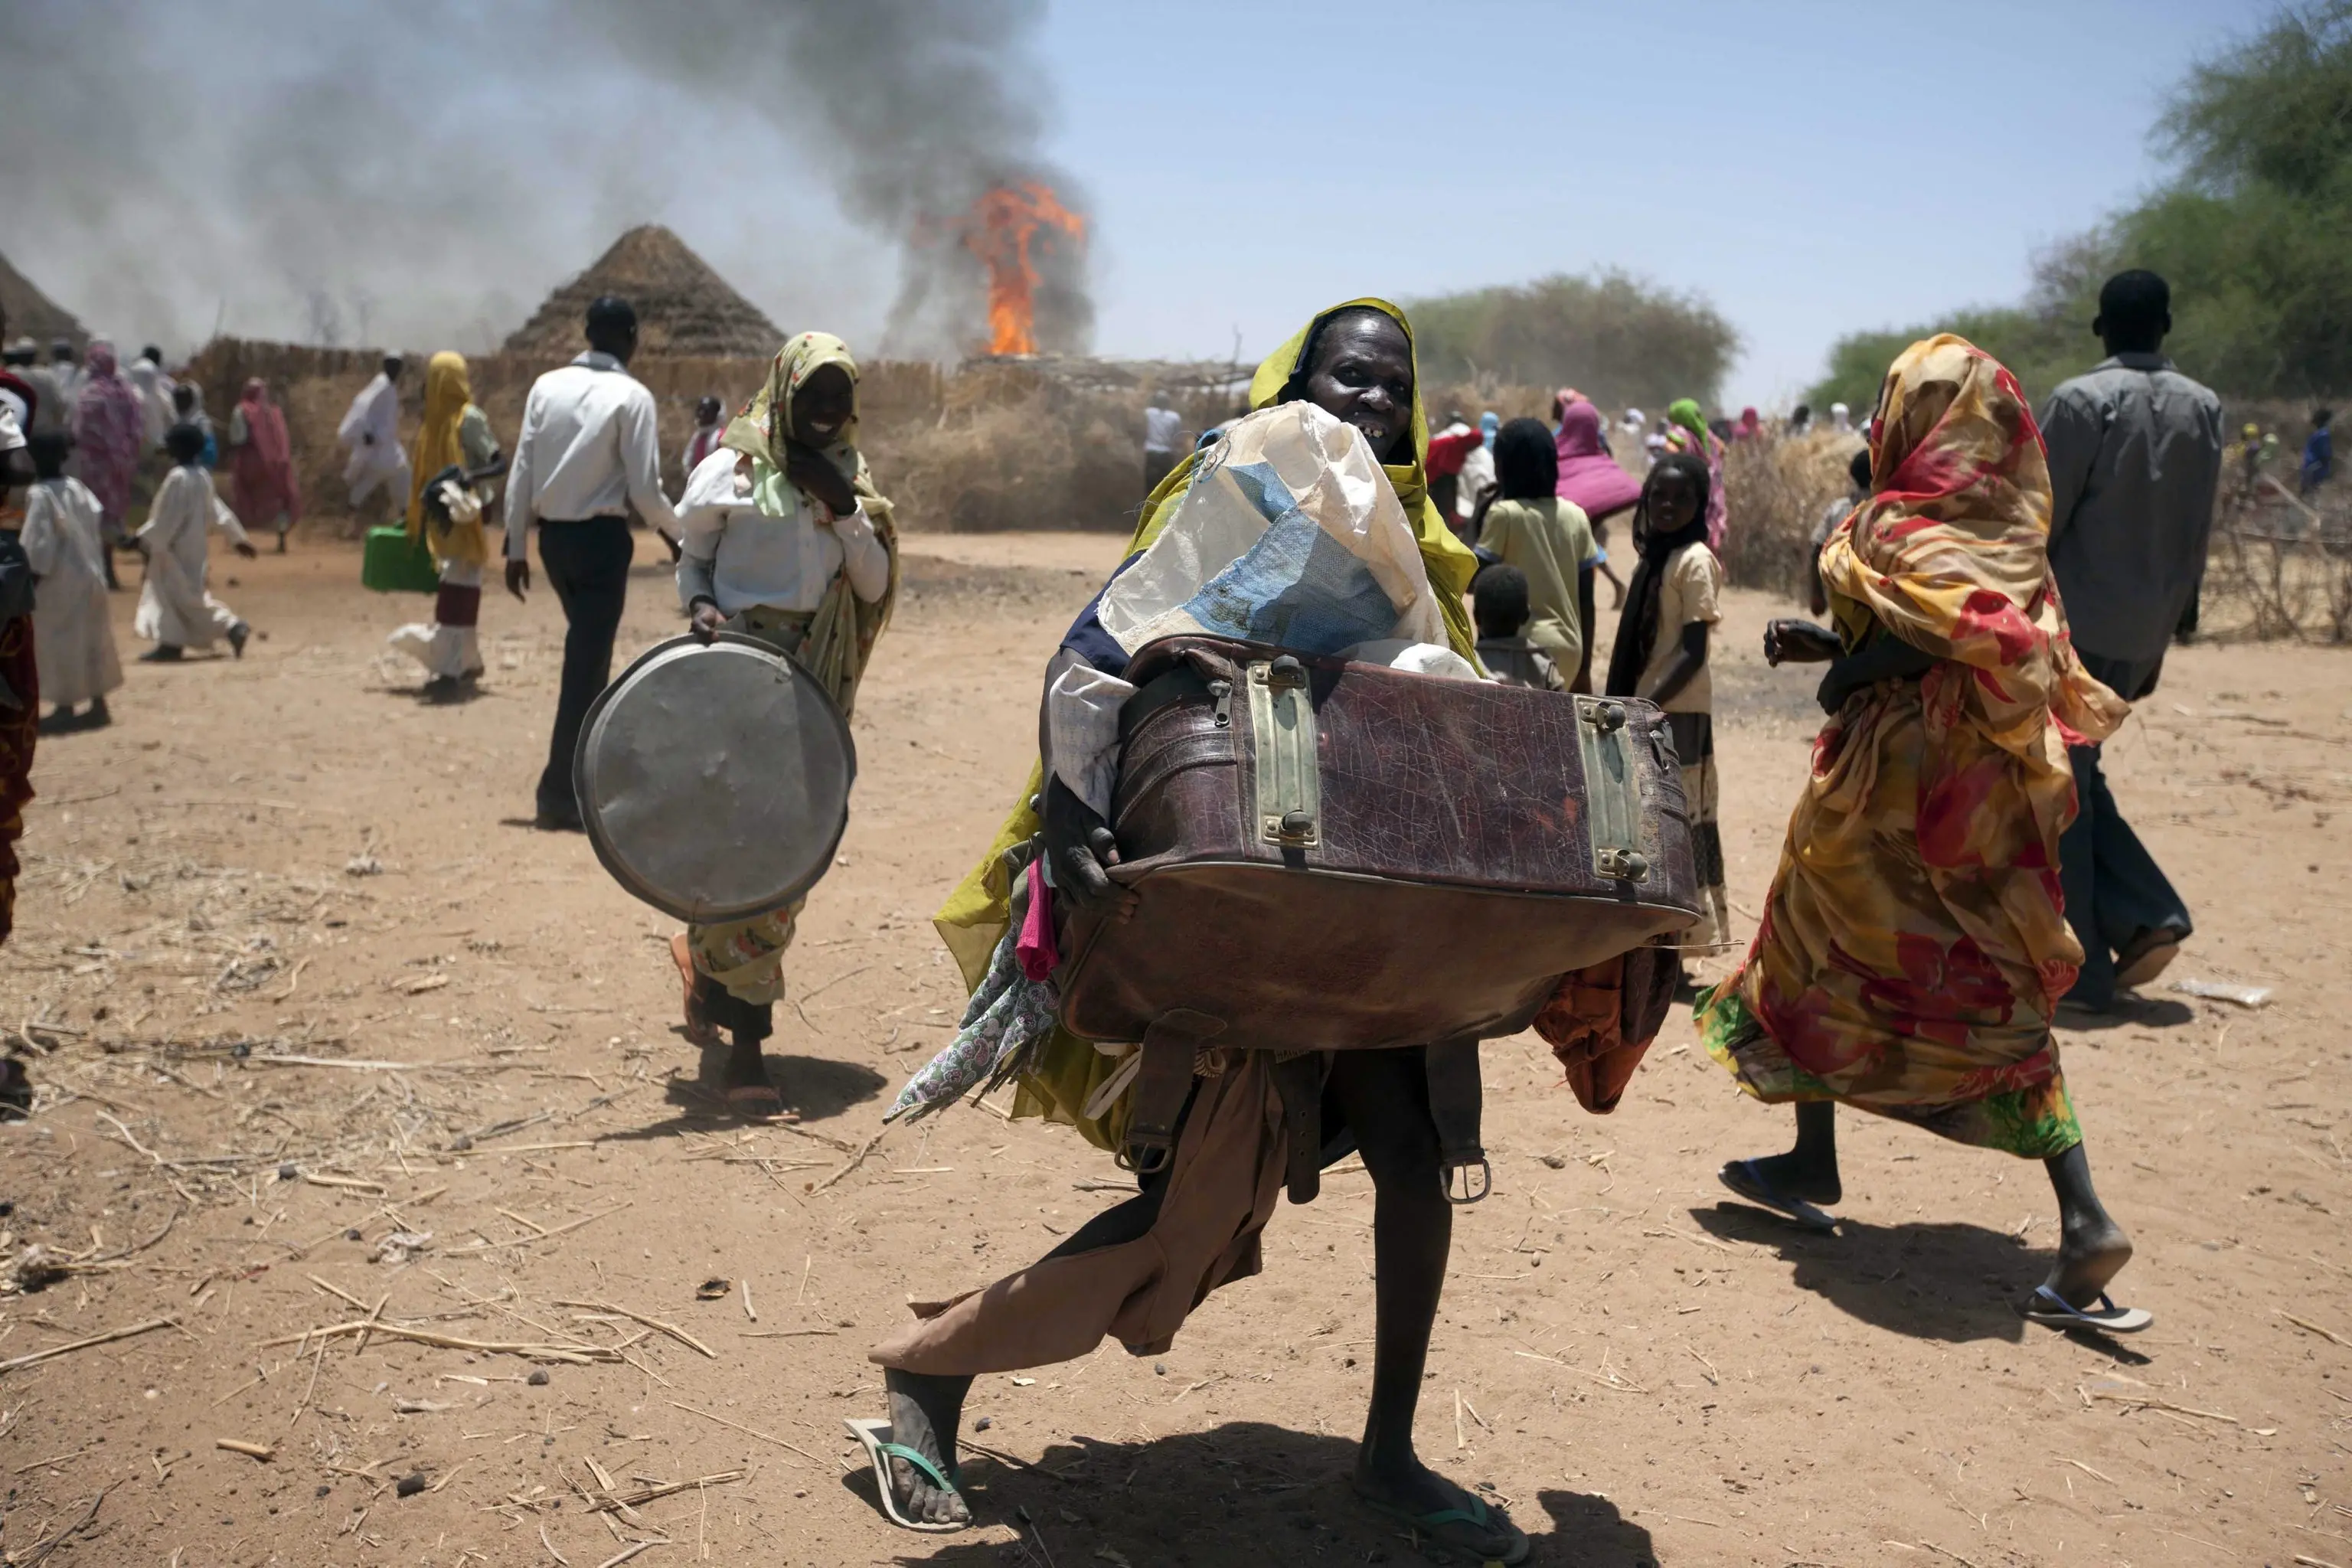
[1697,335,2126,1152]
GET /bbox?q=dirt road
[0,534,2344,1566]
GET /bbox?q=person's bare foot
[2032,1211,2133,1312]
[882,1370,970,1527]
[1353,1449,1526,1563]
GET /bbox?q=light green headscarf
[718,332,900,718]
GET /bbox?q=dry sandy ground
[0,531,2346,1568]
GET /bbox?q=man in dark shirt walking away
[2039,270,2224,1011]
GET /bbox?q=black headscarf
[1493,416,1557,501]
[1603,452,1712,697]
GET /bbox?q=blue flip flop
[1358,1488,1530,1566]
[1718,1158,1838,1233]
[2020,1285,2154,1334]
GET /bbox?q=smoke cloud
[0,0,1089,361]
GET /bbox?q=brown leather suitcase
[1057,634,1703,1057]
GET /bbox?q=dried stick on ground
[0,1317,177,1374]
[554,1299,716,1358]
[261,1320,618,1364]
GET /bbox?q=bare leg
[880,1164,1172,1527]
[1734,1099,1841,1204]
[1600,557,1629,609]
[2034,1142,2133,1308]
[1337,1050,1524,1561]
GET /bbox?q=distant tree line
[1810,2,2352,413]
[1406,270,1740,413]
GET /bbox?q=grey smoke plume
[0,0,1089,360]
[579,0,1094,357]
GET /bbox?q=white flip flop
[844,1416,967,1533]
[2020,1285,2154,1334]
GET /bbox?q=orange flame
[961,181,1086,356]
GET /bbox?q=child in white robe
[20,432,122,730]
[134,423,256,661]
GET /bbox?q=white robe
[133,466,247,650]
[21,477,122,707]
[126,358,177,452]
[338,372,408,501]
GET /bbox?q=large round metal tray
[573,632,856,923]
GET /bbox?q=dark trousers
[2060,648,2193,1008]
[1142,448,1177,494]
[534,518,635,816]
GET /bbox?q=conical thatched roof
[0,252,90,351]
[501,225,781,359]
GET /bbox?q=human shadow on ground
[639,1040,884,1124]
[2054,995,2198,1031]
[1690,1203,2156,1363]
[1693,1204,2041,1344]
[838,1419,1658,1566]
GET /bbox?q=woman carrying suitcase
[1698,335,2151,1334]
[859,300,1530,1563]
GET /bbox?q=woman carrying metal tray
[665,332,899,1119]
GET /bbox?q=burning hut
[501,224,782,360]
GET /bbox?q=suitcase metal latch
[1247,658,1320,849]
[1576,696,1649,883]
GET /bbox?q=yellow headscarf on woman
[718,332,900,717]
[929,297,1478,1147]
[405,351,471,540]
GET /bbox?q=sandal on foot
[1719,1158,1838,1233]
[724,1079,786,1121]
[671,934,719,1048]
[2114,926,2185,990]
[1357,1488,1528,1566]
[844,1417,966,1533]
[2020,1284,2153,1334]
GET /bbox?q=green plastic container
[362,526,440,594]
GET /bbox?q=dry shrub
[1719,430,1867,599]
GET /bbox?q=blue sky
[1032,0,2253,404]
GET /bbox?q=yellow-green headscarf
[713,332,901,718]
[406,351,472,541]
[929,297,1480,1149]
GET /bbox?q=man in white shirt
[337,355,409,527]
[1141,399,1183,493]
[503,296,680,831]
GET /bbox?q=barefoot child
[1697,335,2148,1334]
[19,432,122,730]
[134,423,256,662]
[1603,451,1728,961]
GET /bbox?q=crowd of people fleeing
[0,264,2237,1558]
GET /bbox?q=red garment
[1425,426,1485,479]
[1553,401,1642,523]
[227,378,300,527]
[0,614,38,946]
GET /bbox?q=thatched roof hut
[0,252,90,352]
[500,225,782,360]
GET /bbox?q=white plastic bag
[1096,402,1442,658]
